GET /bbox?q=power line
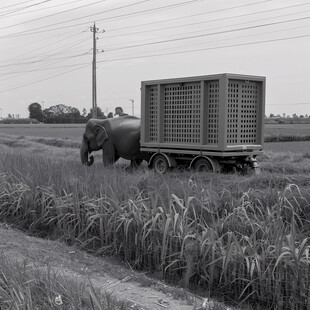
[0,0,204,39]
[1,19,309,75]
[104,15,310,52]
[0,63,89,94]
[1,13,309,70]
[0,0,51,17]
[1,29,310,94]
[97,32,310,63]
[0,0,151,35]
[102,21,310,61]
[103,3,310,39]
[0,62,89,75]
[101,8,310,50]
[0,31,87,65]
[0,0,85,18]
[107,0,273,32]
[0,0,36,11]
[0,34,90,75]
[0,0,304,42]
[0,0,107,28]
[0,52,89,69]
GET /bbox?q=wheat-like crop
[1,138,310,309]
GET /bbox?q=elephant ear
[95,125,108,147]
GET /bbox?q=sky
[0,0,310,119]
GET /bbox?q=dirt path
[0,223,207,310]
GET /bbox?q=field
[0,123,84,140]
[1,124,310,309]
[1,123,310,151]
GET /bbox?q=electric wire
[0,0,52,17]
[1,23,309,73]
[0,0,299,41]
[103,15,310,52]
[102,8,310,50]
[0,52,89,69]
[1,7,310,69]
[97,32,310,63]
[0,30,87,64]
[0,0,36,11]
[0,0,151,32]
[0,0,108,27]
[103,2,310,39]
[6,18,305,75]
[0,0,204,38]
[0,63,89,94]
[1,0,310,95]
[103,22,310,61]
[1,0,86,18]
[0,32,90,78]
[107,0,274,32]
[0,62,90,75]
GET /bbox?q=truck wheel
[153,155,169,173]
[194,158,213,172]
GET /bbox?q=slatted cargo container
[141,73,265,155]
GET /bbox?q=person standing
[114,107,128,117]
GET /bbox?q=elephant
[80,116,149,169]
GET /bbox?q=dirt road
[0,223,207,310]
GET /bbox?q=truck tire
[152,154,169,174]
[194,158,213,172]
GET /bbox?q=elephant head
[80,119,108,166]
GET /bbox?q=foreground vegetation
[1,134,310,309]
[0,254,128,310]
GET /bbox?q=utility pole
[91,22,98,118]
[129,99,134,116]
[41,101,44,123]
[90,23,104,118]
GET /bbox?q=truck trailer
[140,73,265,174]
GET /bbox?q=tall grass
[0,254,127,310]
[1,135,310,309]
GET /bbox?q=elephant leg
[134,159,143,166]
[125,159,142,171]
[102,147,119,165]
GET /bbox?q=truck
[140,73,265,174]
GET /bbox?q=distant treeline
[265,134,310,142]
[27,102,107,124]
[0,118,40,124]
[265,117,310,125]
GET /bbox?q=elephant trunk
[80,139,94,166]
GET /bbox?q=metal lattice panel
[163,83,201,144]
[240,82,258,144]
[207,82,219,144]
[148,85,158,142]
[227,82,239,144]
[227,80,259,145]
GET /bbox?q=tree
[43,104,85,123]
[86,107,106,120]
[28,102,43,122]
